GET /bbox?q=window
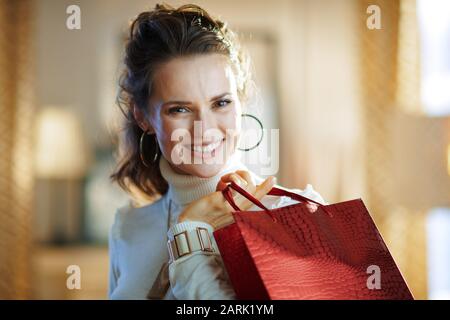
[418,0,450,116]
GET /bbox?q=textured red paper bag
[213,182,414,300]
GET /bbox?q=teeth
[191,140,222,153]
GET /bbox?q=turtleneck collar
[159,152,249,206]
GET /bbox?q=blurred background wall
[0,0,449,299]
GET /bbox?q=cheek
[217,109,241,156]
[221,108,241,137]
[156,118,191,156]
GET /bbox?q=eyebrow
[161,92,232,107]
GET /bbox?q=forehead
[151,53,237,101]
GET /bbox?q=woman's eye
[214,99,232,108]
[168,106,189,114]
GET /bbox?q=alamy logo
[66,265,81,290]
[366,5,381,30]
[366,265,381,290]
[66,5,81,30]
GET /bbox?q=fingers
[305,202,319,213]
[220,172,246,186]
[216,172,246,191]
[235,170,256,194]
[216,170,277,211]
[235,176,276,211]
[215,179,228,192]
[254,176,276,201]
[216,170,255,192]
[235,170,253,186]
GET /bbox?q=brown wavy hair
[110,3,253,200]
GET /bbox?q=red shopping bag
[213,181,414,300]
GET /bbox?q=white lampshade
[34,106,89,179]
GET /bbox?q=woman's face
[143,53,242,178]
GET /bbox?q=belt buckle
[196,227,214,252]
[174,230,191,258]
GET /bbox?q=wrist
[177,211,210,226]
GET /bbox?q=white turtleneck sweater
[108,153,327,300]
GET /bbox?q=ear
[133,105,154,133]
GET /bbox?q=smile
[191,140,223,153]
[185,138,225,158]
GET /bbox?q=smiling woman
[111,3,252,197]
[108,3,326,300]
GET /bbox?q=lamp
[35,107,89,179]
[34,106,90,243]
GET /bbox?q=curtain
[0,0,35,299]
[275,0,427,297]
[359,0,427,299]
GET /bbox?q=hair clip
[190,14,224,37]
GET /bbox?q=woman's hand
[177,171,276,230]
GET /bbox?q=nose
[193,108,222,144]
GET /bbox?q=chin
[180,162,226,178]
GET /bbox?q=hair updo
[110,3,253,201]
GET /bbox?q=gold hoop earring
[139,131,159,168]
[153,134,160,163]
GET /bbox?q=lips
[191,140,222,153]
[185,138,225,159]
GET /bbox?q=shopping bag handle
[222,181,277,222]
[272,186,333,216]
[222,181,331,220]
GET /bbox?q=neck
[159,153,248,206]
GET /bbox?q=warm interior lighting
[418,0,450,116]
[34,107,89,179]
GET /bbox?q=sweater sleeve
[166,220,236,300]
[108,218,120,299]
